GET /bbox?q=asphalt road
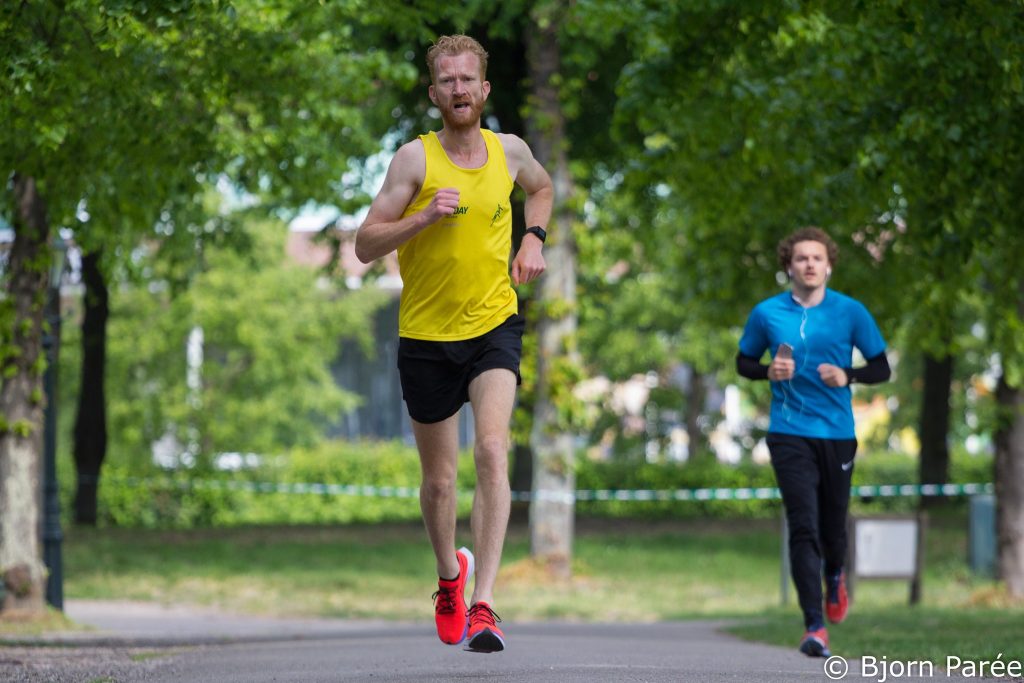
[0,601,943,682]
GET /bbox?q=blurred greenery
[54,438,993,529]
[58,217,389,468]
[10,0,1019,486]
[3,0,1024,612]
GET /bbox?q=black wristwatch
[525,225,547,243]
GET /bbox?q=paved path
[0,600,941,682]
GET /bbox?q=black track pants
[767,433,857,629]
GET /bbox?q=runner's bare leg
[412,414,461,580]
[466,368,516,605]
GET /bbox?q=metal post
[41,237,66,610]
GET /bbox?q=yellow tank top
[397,130,517,341]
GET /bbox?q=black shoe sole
[799,639,830,658]
[466,629,505,653]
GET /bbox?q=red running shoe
[432,547,474,645]
[799,627,830,658]
[466,601,505,653]
[825,571,849,624]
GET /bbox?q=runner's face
[789,240,830,290]
[429,52,490,130]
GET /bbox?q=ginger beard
[441,95,485,131]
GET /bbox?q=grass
[728,607,1024,663]
[59,518,791,621]
[0,607,80,636]
[13,511,1024,662]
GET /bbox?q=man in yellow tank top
[356,34,553,653]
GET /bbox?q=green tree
[98,218,386,466]
[522,0,581,578]
[606,0,1024,593]
[1,0,415,613]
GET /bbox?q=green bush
[574,456,783,519]
[573,449,994,520]
[82,440,994,528]
[91,440,479,529]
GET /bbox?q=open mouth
[453,102,471,111]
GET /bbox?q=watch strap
[525,225,547,243]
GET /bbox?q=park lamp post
[41,234,67,610]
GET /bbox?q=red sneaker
[432,547,474,645]
[466,601,505,652]
[825,571,849,624]
[799,627,830,658]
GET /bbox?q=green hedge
[80,441,994,528]
[574,456,783,519]
[575,450,993,519]
[91,441,478,528]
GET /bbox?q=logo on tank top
[453,206,468,216]
[491,204,505,226]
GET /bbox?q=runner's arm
[501,134,552,284]
[843,352,891,385]
[355,142,457,263]
[736,352,770,381]
[500,133,553,239]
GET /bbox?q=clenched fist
[424,187,460,224]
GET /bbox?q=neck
[438,125,484,159]
[792,283,826,308]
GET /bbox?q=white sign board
[854,518,918,577]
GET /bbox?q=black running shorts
[397,314,525,424]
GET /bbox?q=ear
[482,80,491,100]
[428,84,438,106]
[826,267,832,277]
[788,270,793,278]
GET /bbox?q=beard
[440,97,485,132]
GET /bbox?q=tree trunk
[526,5,577,579]
[0,175,50,615]
[995,276,1024,597]
[918,352,953,508]
[685,368,707,460]
[72,250,109,526]
[995,373,1024,597]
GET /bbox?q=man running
[355,34,553,653]
[736,227,891,657]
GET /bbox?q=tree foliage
[1,0,419,613]
[62,218,387,466]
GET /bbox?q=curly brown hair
[777,226,839,272]
[426,35,489,84]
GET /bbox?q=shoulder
[754,291,788,313]
[493,132,550,190]
[386,137,427,182]
[827,291,881,331]
[827,290,869,313]
[494,132,531,162]
[394,137,427,165]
